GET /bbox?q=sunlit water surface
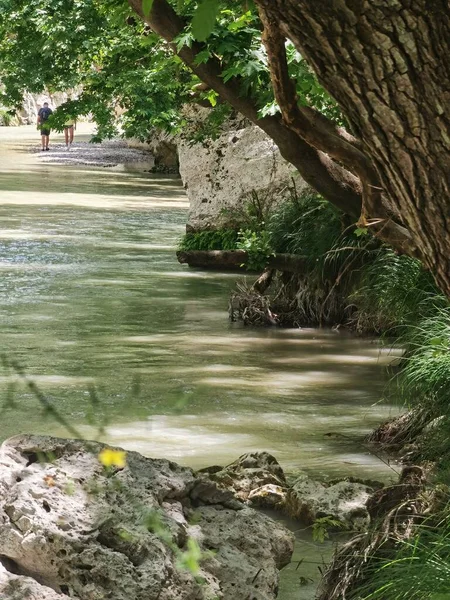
[0,125,400,599]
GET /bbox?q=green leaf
[191,0,219,42]
[354,227,368,237]
[142,0,154,18]
[193,48,211,65]
[175,31,193,52]
[205,89,218,106]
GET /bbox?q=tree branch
[128,0,363,216]
[256,3,415,254]
[257,8,376,200]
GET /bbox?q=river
[0,124,400,599]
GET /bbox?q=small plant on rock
[236,229,274,271]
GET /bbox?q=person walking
[37,102,53,151]
[64,117,76,149]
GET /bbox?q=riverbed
[0,124,400,598]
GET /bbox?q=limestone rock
[0,435,293,600]
[178,119,306,232]
[248,484,287,509]
[0,562,66,600]
[286,475,373,531]
[208,451,287,502]
[127,130,179,172]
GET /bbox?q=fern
[178,229,239,251]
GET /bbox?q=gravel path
[34,139,154,168]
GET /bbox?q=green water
[0,125,400,599]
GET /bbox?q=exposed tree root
[367,408,437,455]
[229,281,278,326]
[229,272,354,328]
[316,466,441,600]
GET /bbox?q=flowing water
[0,125,400,599]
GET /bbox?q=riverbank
[0,125,405,599]
[33,138,154,169]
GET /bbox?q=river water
[0,125,400,599]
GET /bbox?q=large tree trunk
[257,0,450,296]
[130,0,450,297]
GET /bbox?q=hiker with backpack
[37,102,53,151]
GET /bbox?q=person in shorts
[37,102,53,151]
[64,117,76,149]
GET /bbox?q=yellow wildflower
[98,448,127,469]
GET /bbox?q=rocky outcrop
[0,436,294,600]
[127,130,179,173]
[206,451,287,505]
[177,110,306,232]
[203,453,377,528]
[126,107,307,230]
[248,484,287,509]
[285,475,374,531]
[0,562,67,600]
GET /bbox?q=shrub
[178,229,239,251]
[268,187,343,260]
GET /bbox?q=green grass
[268,188,342,258]
[178,229,239,251]
[353,502,450,600]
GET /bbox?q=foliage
[220,188,276,233]
[385,306,450,471]
[0,107,15,125]
[399,307,450,412]
[351,250,442,334]
[312,516,347,543]
[352,502,450,600]
[236,228,273,270]
[262,187,379,325]
[0,0,343,141]
[268,186,343,259]
[178,188,276,256]
[179,229,239,251]
[0,0,193,139]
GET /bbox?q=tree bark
[256,0,450,296]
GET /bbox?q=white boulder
[286,475,373,531]
[0,435,294,600]
[178,119,306,232]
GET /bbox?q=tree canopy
[0,0,339,140]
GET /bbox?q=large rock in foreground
[207,451,287,500]
[204,451,288,510]
[0,435,293,600]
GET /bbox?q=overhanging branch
[128,0,363,216]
